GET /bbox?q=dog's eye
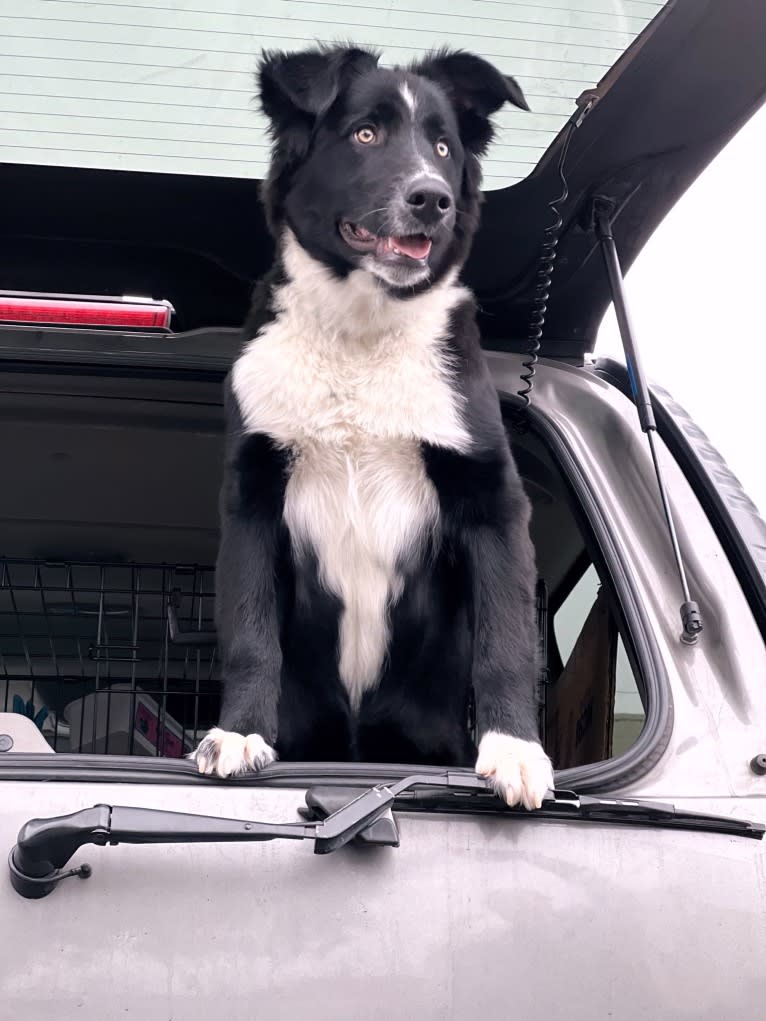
[435,140,450,158]
[354,126,378,145]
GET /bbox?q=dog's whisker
[355,207,389,224]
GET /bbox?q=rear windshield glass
[0,0,664,189]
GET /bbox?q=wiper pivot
[300,787,400,848]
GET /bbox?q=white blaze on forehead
[400,81,417,116]
[408,163,447,186]
[398,80,446,185]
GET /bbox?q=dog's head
[258,46,528,292]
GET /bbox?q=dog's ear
[258,46,379,131]
[412,49,528,155]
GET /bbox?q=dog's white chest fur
[232,235,470,708]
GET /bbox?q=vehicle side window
[548,564,645,766]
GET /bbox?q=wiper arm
[7,771,480,899]
[9,774,763,900]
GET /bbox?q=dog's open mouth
[339,221,432,262]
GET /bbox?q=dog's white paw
[190,728,277,778]
[475,732,554,810]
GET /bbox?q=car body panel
[1,780,765,1021]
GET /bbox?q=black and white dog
[191,45,554,809]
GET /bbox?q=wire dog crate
[1,558,551,759]
[0,558,221,756]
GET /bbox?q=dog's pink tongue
[391,235,432,260]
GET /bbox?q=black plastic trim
[594,357,766,642]
[0,753,473,788]
[0,324,238,377]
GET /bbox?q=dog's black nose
[405,179,452,223]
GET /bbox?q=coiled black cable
[517,118,578,410]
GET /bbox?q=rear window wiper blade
[301,777,765,841]
[549,792,766,838]
[398,785,765,841]
[9,773,763,900]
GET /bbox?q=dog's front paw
[190,727,277,778]
[475,732,553,810]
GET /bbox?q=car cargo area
[0,361,645,767]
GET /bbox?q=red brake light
[0,292,174,331]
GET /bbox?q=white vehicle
[1,2,765,1018]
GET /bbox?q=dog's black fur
[192,45,552,805]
